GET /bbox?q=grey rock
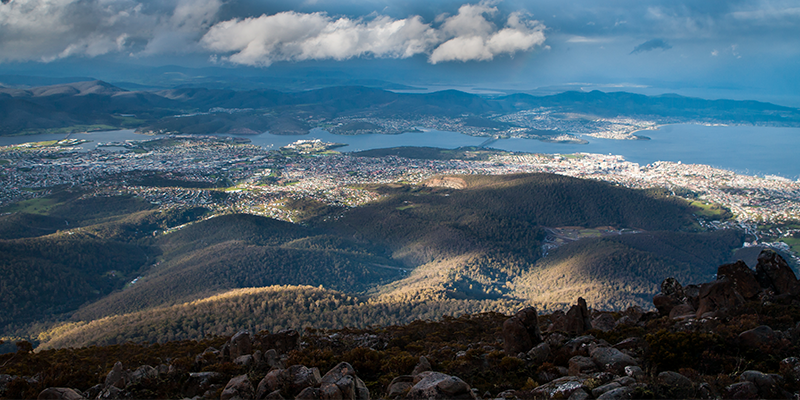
[531,376,587,399]
[568,356,598,376]
[623,366,644,380]
[103,362,128,389]
[591,382,622,398]
[230,331,252,360]
[221,375,254,400]
[567,389,590,400]
[407,371,475,399]
[264,349,283,370]
[595,386,634,400]
[128,365,158,386]
[614,377,636,386]
[590,346,637,375]
[96,386,124,400]
[387,376,414,398]
[37,387,86,400]
[411,356,432,375]
[234,355,254,368]
[527,342,551,365]
[295,387,320,400]
[591,314,616,332]
[724,381,759,399]
[657,371,693,399]
[502,307,542,354]
[739,370,790,399]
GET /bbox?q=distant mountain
[2,80,799,136]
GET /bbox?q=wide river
[1,124,798,179]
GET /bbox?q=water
[2,124,799,179]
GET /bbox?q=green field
[0,197,60,215]
[780,237,800,253]
[690,200,733,220]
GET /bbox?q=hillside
[6,251,800,400]
[2,80,800,136]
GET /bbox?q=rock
[683,284,701,309]
[718,260,762,299]
[527,342,551,365]
[723,382,759,399]
[411,356,432,376]
[567,298,593,335]
[589,347,638,375]
[387,376,414,398]
[95,386,124,400]
[295,387,320,400]
[567,389,590,400]
[502,306,542,354]
[128,365,158,386]
[739,325,783,351]
[264,349,283,370]
[103,362,128,389]
[595,386,634,400]
[657,371,693,399]
[407,371,476,399]
[545,332,568,348]
[531,376,587,399]
[230,331,253,360]
[37,387,86,399]
[652,294,682,317]
[185,371,226,397]
[221,375,255,400]
[624,366,644,380]
[661,277,685,298]
[614,376,636,386]
[262,330,301,355]
[256,369,284,399]
[591,314,616,332]
[234,355,255,368]
[568,356,598,376]
[320,362,369,400]
[286,365,322,398]
[562,335,596,358]
[591,382,622,398]
[669,303,696,319]
[613,337,648,356]
[755,250,800,296]
[697,382,715,399]
[83,384,103,399]
[695,278,745,318]
[622,307,644,324]
[739,370,790,399]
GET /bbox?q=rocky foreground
[3,249,800,399]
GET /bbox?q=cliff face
[3,249,800,400]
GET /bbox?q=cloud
[0,0,222,63]
[201,1,547,66]
[630,38,672,54]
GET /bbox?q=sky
[1,0,799,103]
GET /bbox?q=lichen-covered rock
[37,387,86,400]
[221,375,255,400]
[527,341,551,365]
[407,371,476,399]
[532,377,587,399]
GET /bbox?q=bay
[2,124,798,179]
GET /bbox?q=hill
[2,81,799,136]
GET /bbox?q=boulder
[779,357,800,383]
[657,371,693,399]
[717,260,762,299]
[755,250,800,296]
[695,278,745,318]
[589,347,638,375]
[723,382,759,399]
[595,386,634,400]
[502,306,542,354]
[128,365,158,386]
[739,370,791,399]
[387,376,414,398]
[527,342,551,365]
[661,277,685,299]
[320,362,368,400]
[591,382,622,398]
[568,356,598,376]
[550,299,592,335]
[411,356,432,375]
[295,387,320,400]
[37,387,86,400]
[230,331,253,359]
[591,314,616,332]
[264,349,283,370]
[668,303,696,320]
[739,325,783,352]
[531,376,587,399]
[286,365,322,398]
[103,362,128,389]
[221,375,255,400]
[234,355,255,368]
[407,371,476,399]
[95,386,125,400]
[185,372,225,398]
[652,294,682,317]
[624,366,644,380]
[256,369,284,399]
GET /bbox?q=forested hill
[2,80,800,136]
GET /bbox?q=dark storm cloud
[630,39,672,54]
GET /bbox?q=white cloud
[0,0,222,62]
[202,1,547,66]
